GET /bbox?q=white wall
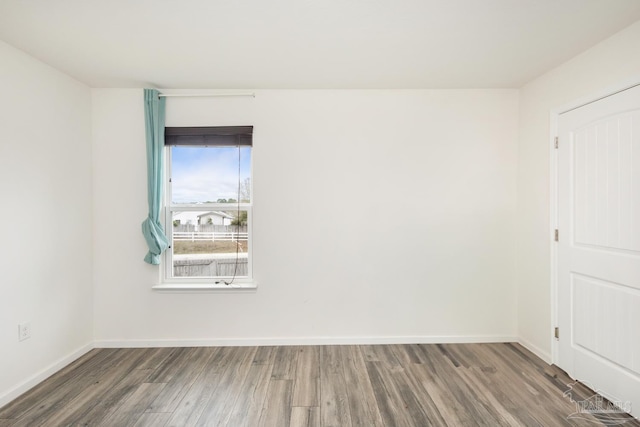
[517,20,640,360]
[92,89,519,345]
[0,41,93,406]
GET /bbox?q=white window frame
[154,145,256,291]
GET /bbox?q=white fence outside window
[173,231,248,242]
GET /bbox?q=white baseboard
[518,337,552,364]
[94,334,518,348]
[0,343,94,409]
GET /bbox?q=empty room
[1,0,640,425]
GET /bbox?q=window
[162,126,253,287]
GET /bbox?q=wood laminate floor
[1,343,638,426]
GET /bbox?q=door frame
[549,77,640,366]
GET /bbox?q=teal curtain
[141,89,169,264]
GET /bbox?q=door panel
[558,84,640,417]
[573,273,640,375]
[572,111,640,252]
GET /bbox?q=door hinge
[554,136,559,149]
[554,327,560,340]
[554,229,559,242]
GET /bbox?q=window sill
[152,281,257,293]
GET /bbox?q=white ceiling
[1,0,639,89]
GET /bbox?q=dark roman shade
[164,126,253,146]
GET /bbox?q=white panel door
[558,84,640,417]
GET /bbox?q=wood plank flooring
[1,343,638,426]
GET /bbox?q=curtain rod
[158,92,255,98]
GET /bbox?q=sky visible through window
[171,146,251,204]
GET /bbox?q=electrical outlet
[18,322,31,341]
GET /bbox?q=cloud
[170,146,250,203]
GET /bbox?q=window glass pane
[171,146,251,204]
[171,210,248,278]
